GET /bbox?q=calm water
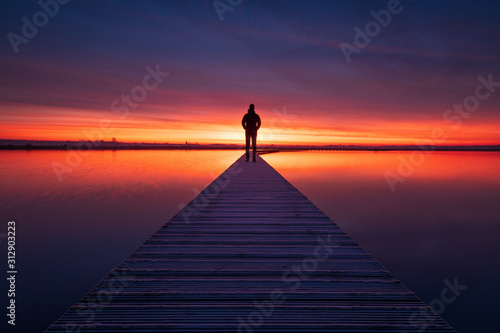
[1,150,499,332]
[265,151,500,332]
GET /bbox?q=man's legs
[252,133,257,161]
[245,131,250,161]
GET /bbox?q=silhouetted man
[241,103,261,162]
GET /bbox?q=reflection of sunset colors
[263,150,500,333]
[264,151,500,180]
[1,150,242,206]
[1,2,500,145]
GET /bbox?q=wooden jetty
[46,154,455,332]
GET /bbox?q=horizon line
[1,139,500,150]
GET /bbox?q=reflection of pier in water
[47,154,455,332]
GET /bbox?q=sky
[1,0,499,145]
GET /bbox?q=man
[241,103,261,162]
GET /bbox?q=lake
[1,150,498,332]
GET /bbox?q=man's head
[248,104,255,113]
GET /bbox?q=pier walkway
[46,154,455,332]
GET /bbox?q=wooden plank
[46,154,456,332]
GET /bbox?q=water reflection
[1,149,498,333]
[0,149,242,332]
[264,151,500,332]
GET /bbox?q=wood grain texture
[46,154,456,332]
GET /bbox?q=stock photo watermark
[339,0,410,64]
[385,73,500,192]
[404,276,467,332]
[213,0,243,21]
[63,270,134,333]
[237,235,340,332]
[51,64,169,182]
[7,0,71,54]
[6,221,17,326]
[179,161,243,224]
[259,105,300,143]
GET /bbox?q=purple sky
[1,0,499,144]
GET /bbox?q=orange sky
[1,2,499,146]
[1,102,499,145]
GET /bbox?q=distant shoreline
[1,140,499,152]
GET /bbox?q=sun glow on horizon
[1,103,499,146]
